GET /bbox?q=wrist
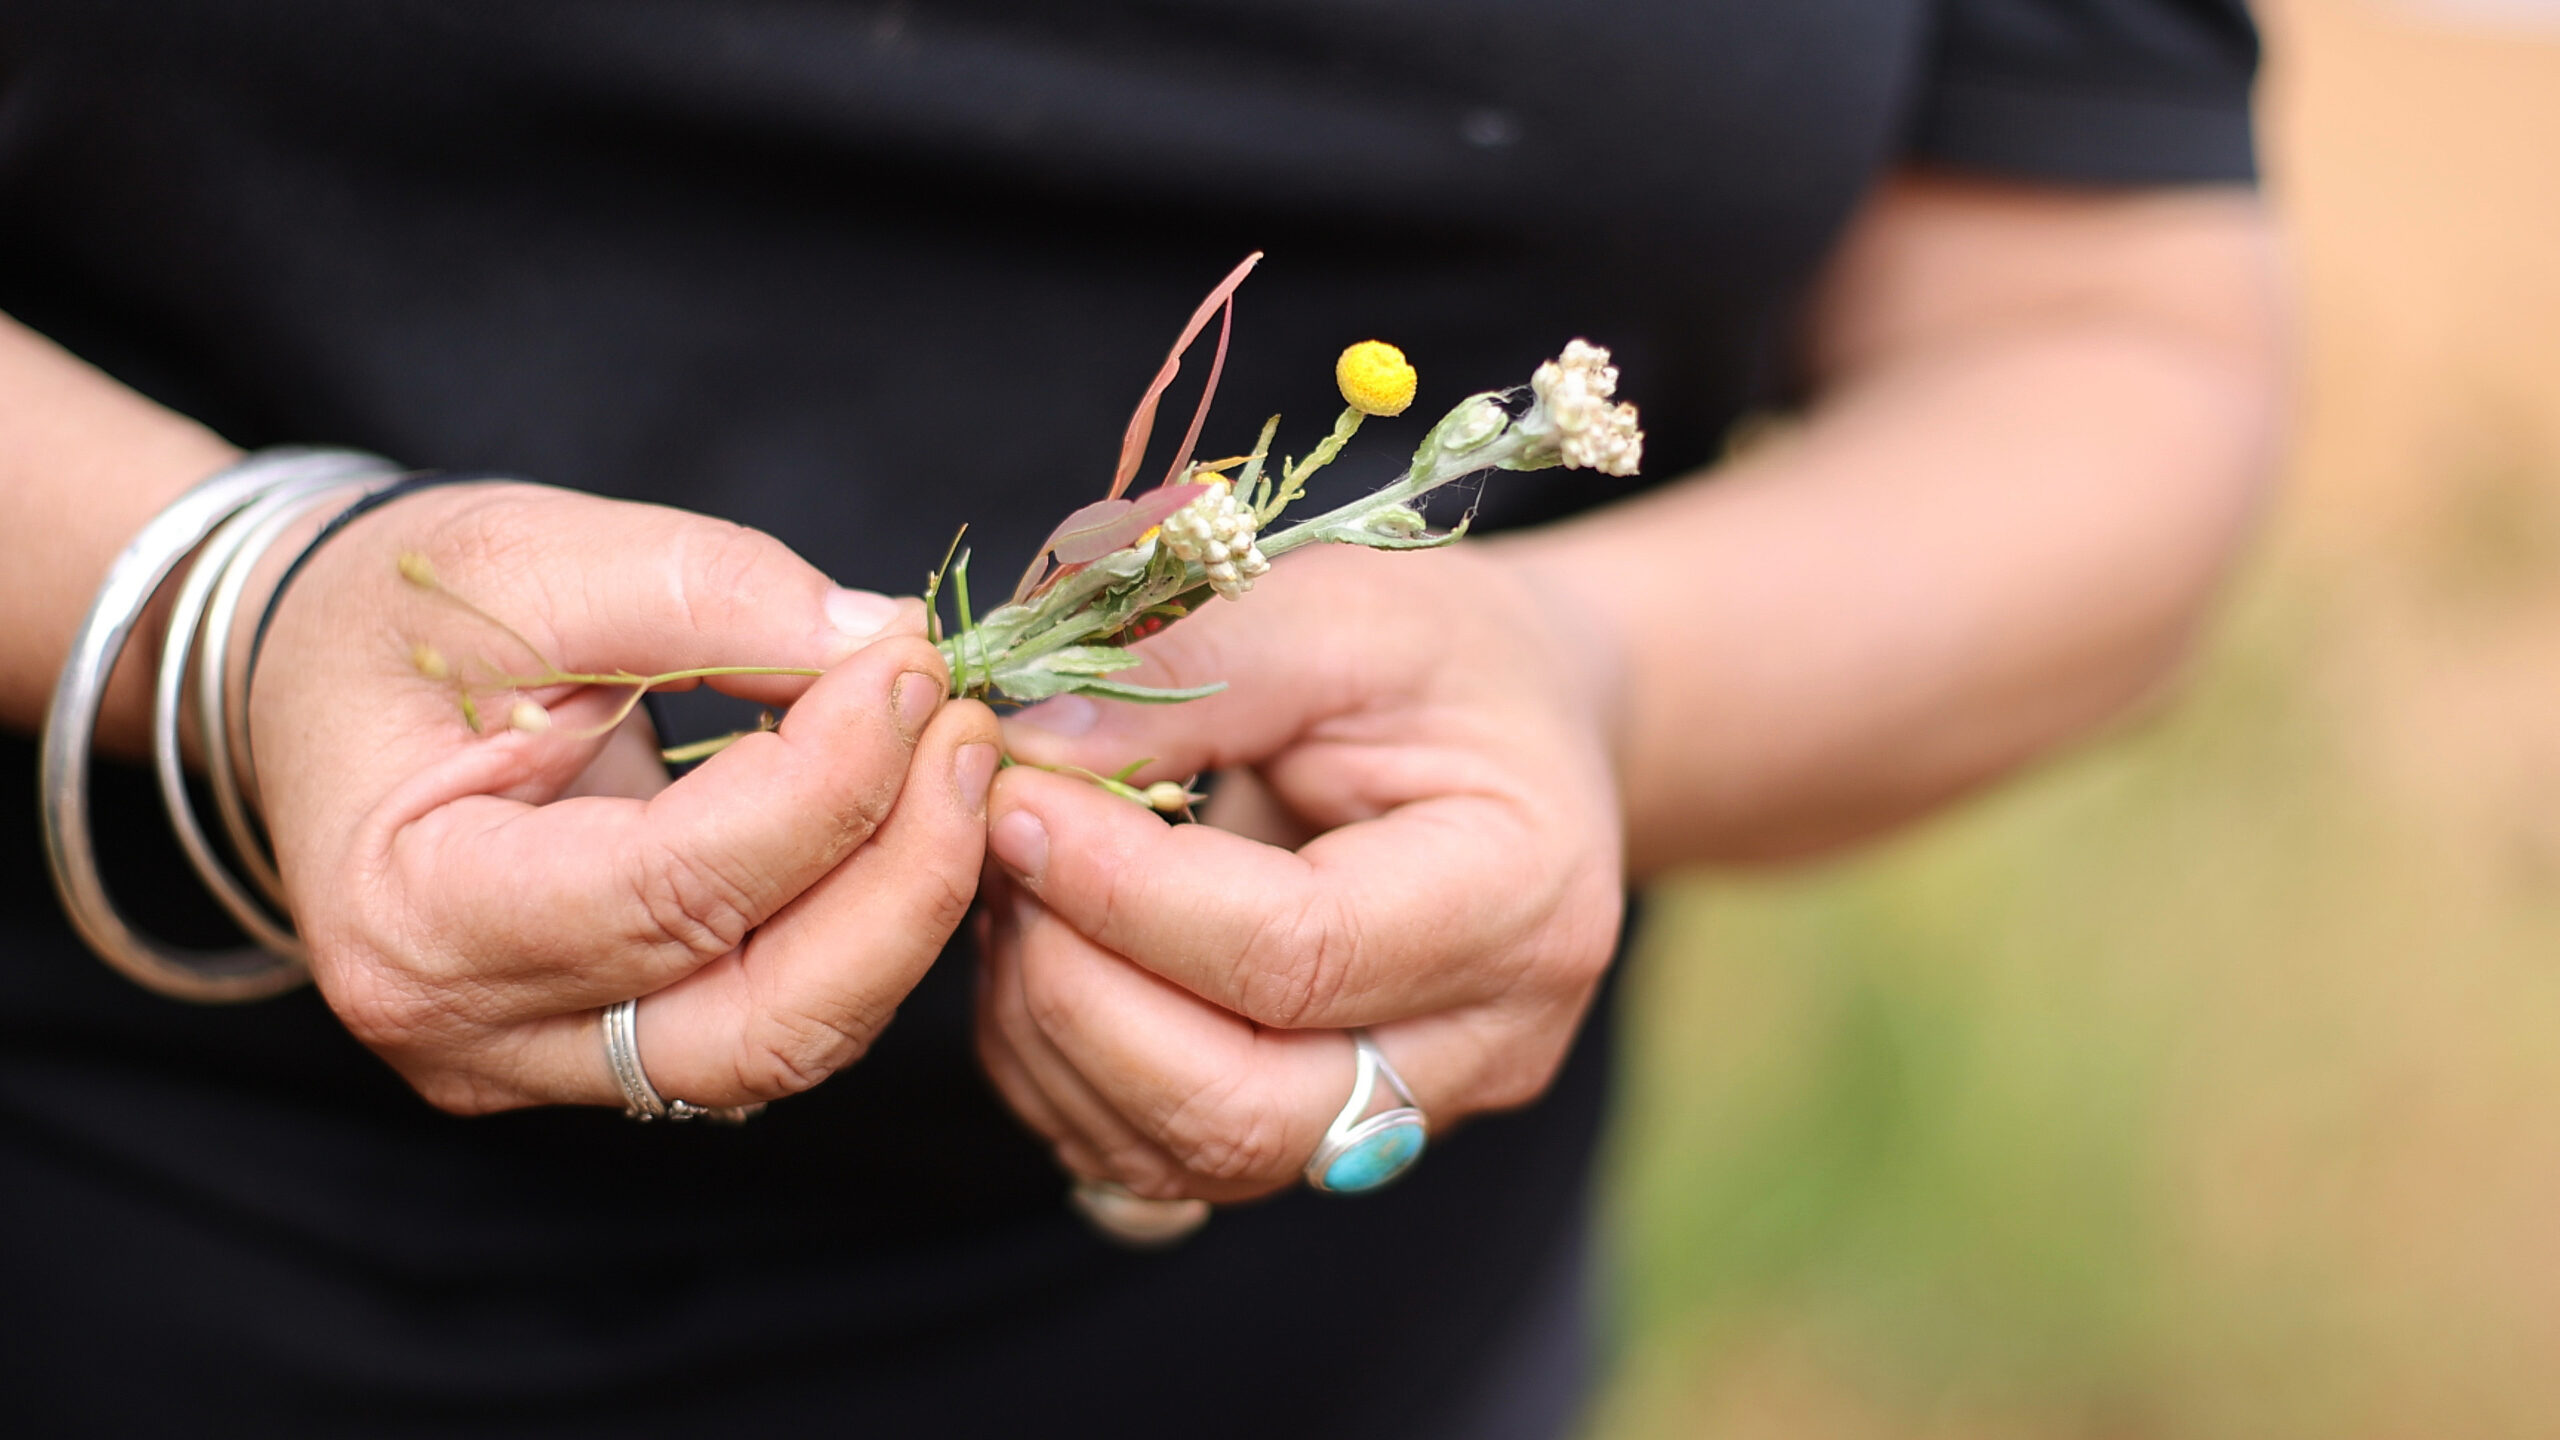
[1480,529,1638,793]
[72,436,246,755]
[43,447,408,1001]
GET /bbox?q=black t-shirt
[0,3,2255,1435]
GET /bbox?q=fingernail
[892,671,942,740]
[954,742,997,814]
[990,808,1050,880]
[826,586,901,642]
[1014,694,1099,738]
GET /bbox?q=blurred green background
[1587,2,2560,1434]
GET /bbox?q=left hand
[980,542,1627,1203]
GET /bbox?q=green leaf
[1365,504,1428,537]
[983,668,1083,701]
[1065,676,1229,704]
[1306,510,1472,551]
[1035,645,1148,677]
[985,645,1151,702]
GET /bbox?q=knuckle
[1091,1139,1185,1196]
[1534,875,1626,995]
[1564,876,1627,976]
[672,521,796,634]
[1017,944,1088,1040]
[406,1067,524,1118]
[735,1004,881,1098]
[435,489,558,590]
[1478,1032,1575,1113]
[631,840,762,962]
[909,856,979,942]
[318,950,535,1115]
[1232,900,1357,1030]
[1113,1167,1199,1203]
[318,945,448,1054]
[1159,1072,1294,1185]
[1082,855,1137,955]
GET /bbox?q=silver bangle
[195,481,376,909]
[41,446,396,1002]
[153,469,397,956]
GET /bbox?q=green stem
[660,732,749,765]
[1282,407,1364,491]
[1260,425,1532,560]
[952,550,979,695]
[928,406,1538,700]
[497,664,824,690]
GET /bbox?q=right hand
[249,482,998,1115]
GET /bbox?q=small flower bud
[396,551,440,589]
[1143,781,1191,813]
[1158,477,1269,599]
[1526,340,1644,476]
[1426,396,1509,457]
[1335,340,1418,418]
[507,699,552,734]
[410,644,450,681]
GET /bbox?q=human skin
[0,327,1000,1112]
[0,170,2280,1132]
[978,172,2290,1202]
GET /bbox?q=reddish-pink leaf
[1160,287,1235,491]
[1107,252,1263,501]
[1049,485,1204,564]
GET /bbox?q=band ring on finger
[1068,1179,1212,1247]
[601,998,764,1124]
[1304,1029,1428,1195]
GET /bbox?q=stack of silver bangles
[46,450,763,1130]
[40,447,406,1003]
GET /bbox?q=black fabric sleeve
[1909,0,2261,185]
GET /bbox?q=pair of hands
[256,481,1625,1201]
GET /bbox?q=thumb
[996,600,1367,784]
[401,485,919,702]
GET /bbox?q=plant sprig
[396,552,820,756]
[394,263,1645,814]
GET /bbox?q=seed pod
[508,699,553,735]
[1144,781,1191,813]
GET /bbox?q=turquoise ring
[1303,1030,1428,1195]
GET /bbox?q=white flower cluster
[1529,340,1644,476]
[1160,478,1271,599]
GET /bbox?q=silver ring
[600,998,763,1123]
[1303,1029,1428,1194]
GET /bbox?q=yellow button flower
[1335,340,1417,418]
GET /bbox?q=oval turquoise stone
[1321,1122,1425,1193]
